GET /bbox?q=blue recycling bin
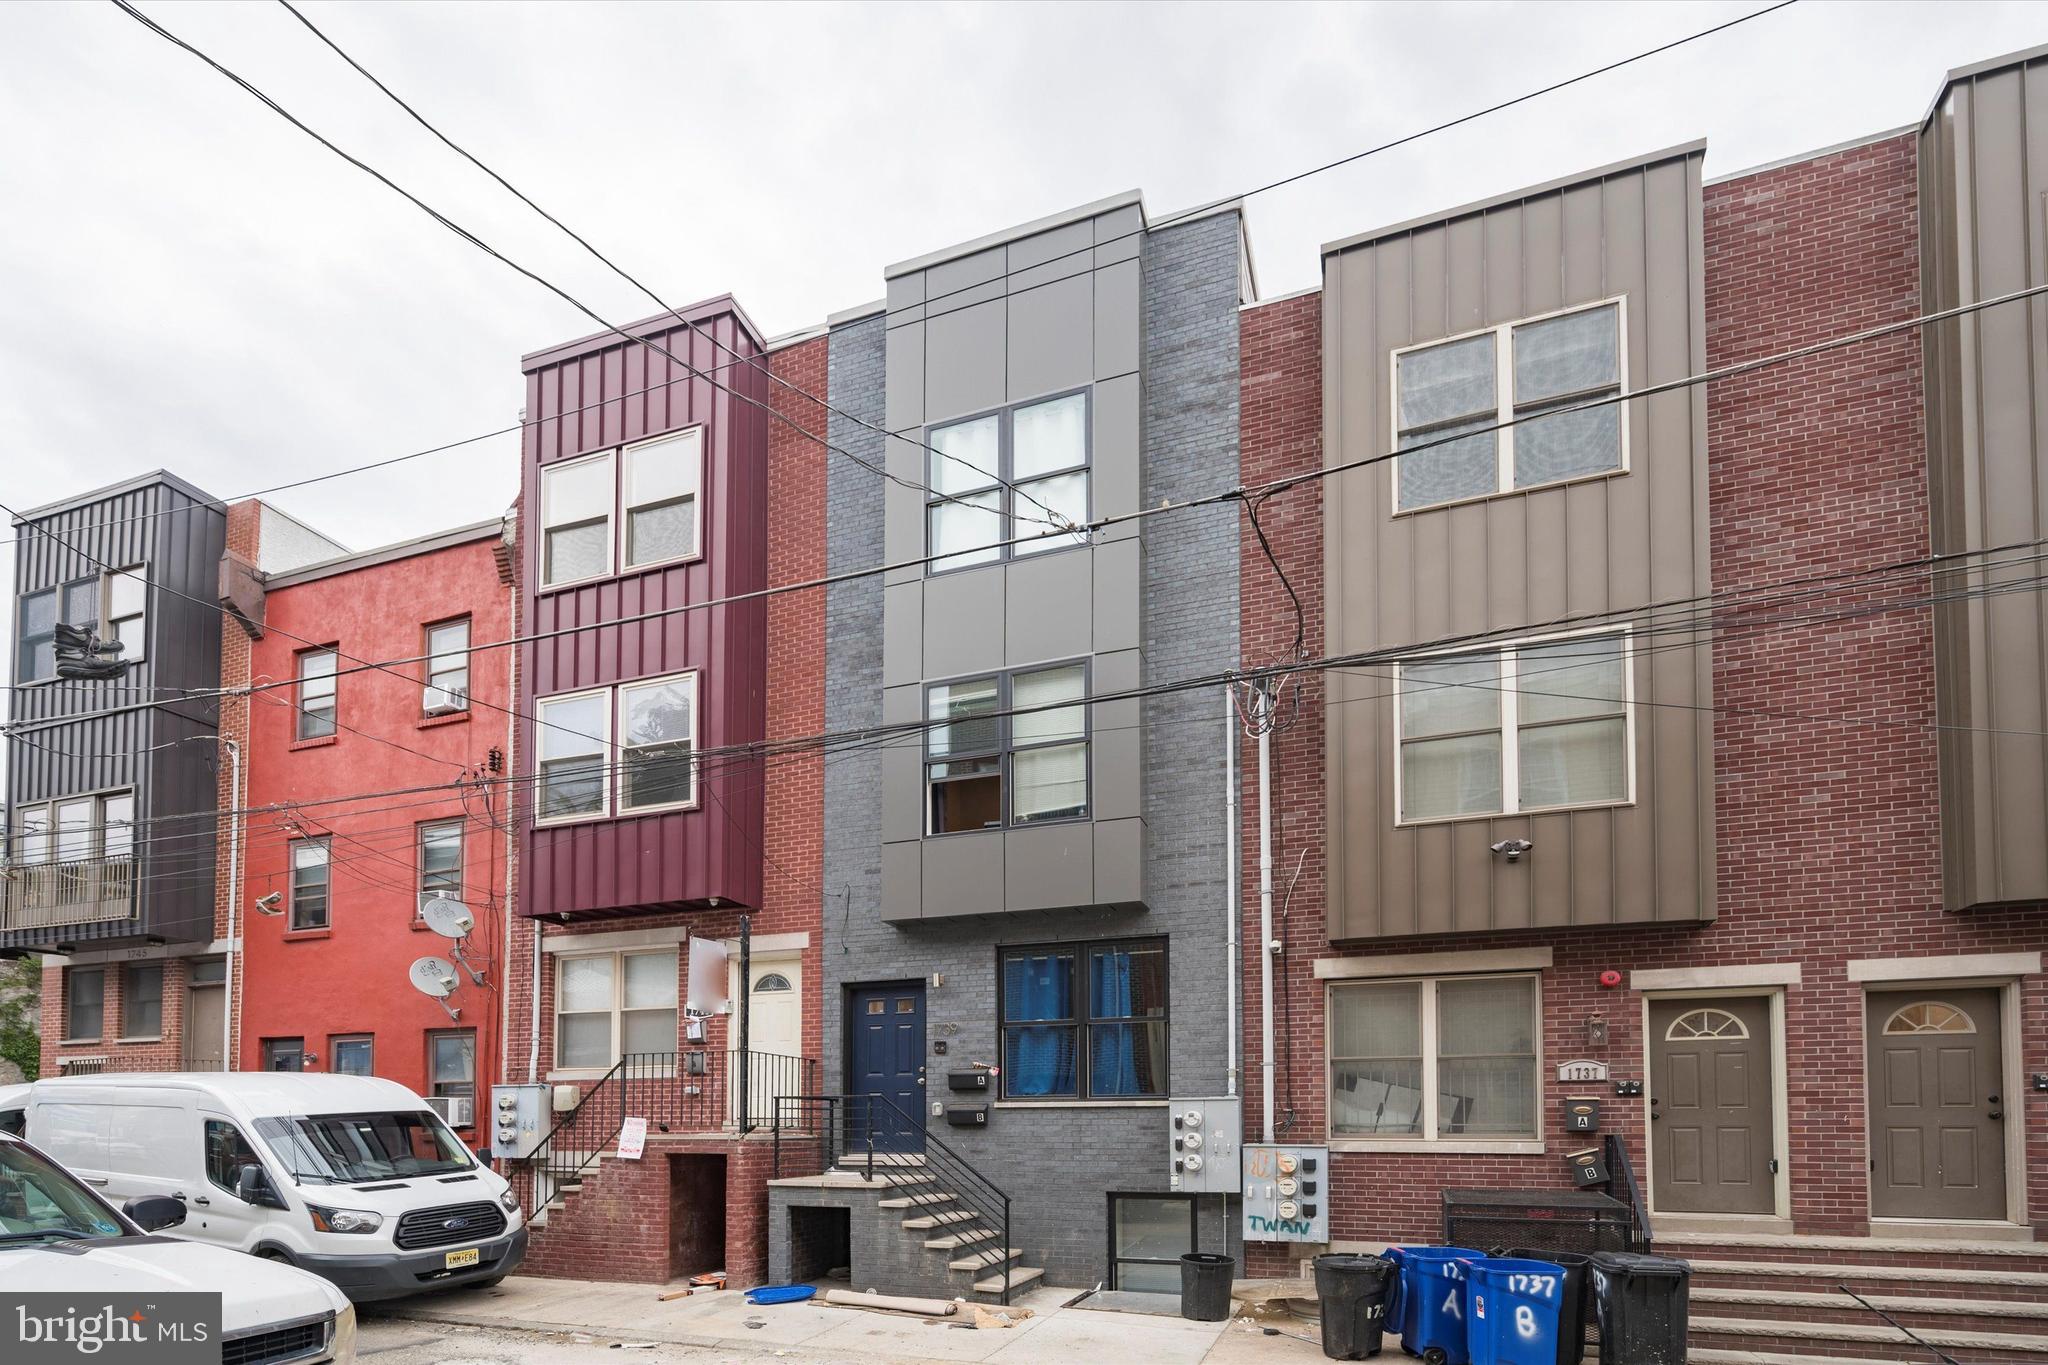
[1467,1257,1569,1365]
[1392,1246,1483,1364]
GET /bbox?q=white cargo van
[25,1072,526,1301]
[0,1082,25,1136]
[1,1127,356,1360]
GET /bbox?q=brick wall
[1240,137,2048,1271]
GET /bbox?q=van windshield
[254,1111,474,1184]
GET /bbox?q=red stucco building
[233,517,516,1142]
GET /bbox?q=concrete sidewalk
[370,1276,1326,1365]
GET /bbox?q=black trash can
[1312,1253,1395,1360]
[1588,1251,1691,1365]
[1179,1251,1235,1322]
[1509,1247,1591,1365]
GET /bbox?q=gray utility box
[1168,1096,1242,1194]
[490,1084,550,1160]
[1242,1144,1330,1243]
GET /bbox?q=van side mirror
[235,1164,283,1209]
[123,1195,187,1232]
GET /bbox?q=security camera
[1489,838,1534,863]
[253,892,283,916]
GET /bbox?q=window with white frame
[623,430,702,569]
[104,568,146,664]
[423,619,470,713]
[1394,300,1624,512]
[926,392,1089,573]
[926,663,1087,834]
[289,838,331,931]
[535,673,699,823]
[16,579,103,683]
[297,648,337,741]
[619,673,696,812]
[11,791,133,864]
[417,820,463,906]
[554,950,678,1069]
[535,690,609,822]
[1397,631,1631,823]
[540,452,615,587]
[1329,974,1539,1141]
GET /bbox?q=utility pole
[737,914,752,1133]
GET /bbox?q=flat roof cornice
[1321,139,1707,258]
[14,469,223,526]
[264,518,503,588]
[520,293,766,372]
[884,190,1146,280]
[1921,41,2048,129]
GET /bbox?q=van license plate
[445,1248,481,1270]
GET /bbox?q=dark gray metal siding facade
[1320,145,1716,940]
[6,475,225,948]
[1921,46,2048,911]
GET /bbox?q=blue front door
[848,983,925,1153]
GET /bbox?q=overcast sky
[2,0,2044,690]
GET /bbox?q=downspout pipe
[220,737,241,1073]
[1224,686,1239,1099]
[1257,687,1276,1141]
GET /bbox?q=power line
[107,0,1075,542]
[12,0,1797,556]
[12,267,2047,748]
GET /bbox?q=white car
[23,1072,526,1301]
[0,1127,355,1361]
[0,1081,25,1137]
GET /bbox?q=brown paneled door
[1866,989,2007,1221]
[1649,997,1777,1215]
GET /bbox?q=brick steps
[974,1266,1044,1296]
[1660,1233,2046,1273]
[1689,1314,2048,1363]
[1696,1285,2048,1329]
[1689,1257,2048,1301]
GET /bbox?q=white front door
[735,957,802,1124]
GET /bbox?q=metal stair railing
[1604,1132,1652,1254]
[521,1057,626,1213]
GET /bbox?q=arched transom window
[1882,1001,1974,1035]
[1664,1007,1749,1041]
[753,973,793,994]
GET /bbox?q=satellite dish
[421,897,489,988]
[421,897,474,939]
[409,956,462,1021]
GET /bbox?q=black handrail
[516,1050,817,1213]
[772,1091,1015,1304]
[1604,1132,1652,1253]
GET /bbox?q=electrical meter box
[1242,1144,1330,1243]
[1167,1096,1242,1194]
[490,1084,549,1160]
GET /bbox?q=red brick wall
[1241,136,2048,1269]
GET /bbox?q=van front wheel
[255,1248,294,1264]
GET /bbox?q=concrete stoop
[834,1155,1044,1304]
[1664,1232,2048,1363]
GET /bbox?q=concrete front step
[1689,1313,2048,1364]
[1690,1257,2048,1302]
[878,1191,958,1210]
[949,1246,1021,1272]
[973,1266,1045,1296]
[903,1209,979,1230]
[1696,1285,2048,1332]
[925,1227,998,1251]
[1662,1232,2045,1274]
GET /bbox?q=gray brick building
[802,196,1251,1290]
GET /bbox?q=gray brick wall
[810,213,1245,1292]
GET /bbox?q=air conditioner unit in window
[423,688,469,716]
[425,1095,474,1128]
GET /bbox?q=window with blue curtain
[1000,939,1167,1100]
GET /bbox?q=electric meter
[1277,1152,1298,1175]
[1167,1097,1240,1194]
[1184,1153,1204,1173]
[1242,1144,1329,1244]
[1278,1199,1299,1220]
[1183,1132,1203,1151]
[1183,1110,1203,1129]
[1277,1176,1298,1196]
